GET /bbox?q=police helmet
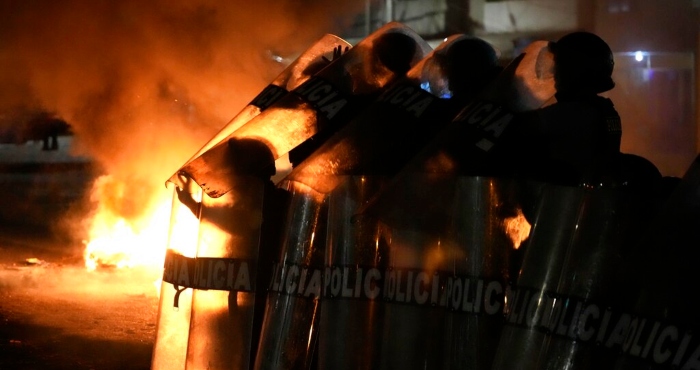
[443,36,500,99]
[373,31,418,75]
[550,31,615,94]
[227,138,276,179]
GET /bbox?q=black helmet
[443,37,500,99]
[373,31,418,75]
[551,31,615,94]
[227,138,276,179]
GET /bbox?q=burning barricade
[153,23,689,370]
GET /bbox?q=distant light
[635,51,644,62]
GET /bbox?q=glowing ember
[504,209,531,249]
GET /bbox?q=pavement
[0,223,160,370]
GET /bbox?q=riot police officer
[523,31,622,187]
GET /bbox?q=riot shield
[184,175,265,370]
[489,181,660,370]
[172,22,432,198]
[355,40,555,370]
[169,33,350,179]
[608,156,700,370]
[154,134,282,370]
[366,175,518,370]
[253,180,328,370]
[253,35,500,370]
[153,173,266,370]
[152,177,201,370]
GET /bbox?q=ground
[0,226,159,370]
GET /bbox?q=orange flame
[83,175,174,272]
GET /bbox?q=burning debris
[23,258,45,266]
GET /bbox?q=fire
[83,175,174,271]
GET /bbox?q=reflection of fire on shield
[255,34,499,370]
[152,22,430,370]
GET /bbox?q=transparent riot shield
[254,35,499,370]
[152,177,202,370]
[170,33,351,180]
[609,156,700,370]
[184,175,265,370]
[318,176,391,370]
[440,177,521,370]
[490,182,660,370]
[174,21,431,198]
[356,174,519,370]
[152,172,266,370]
[253,180,327,370]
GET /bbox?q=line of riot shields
[152,21,697,370]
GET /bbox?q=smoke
[0,0,364,226]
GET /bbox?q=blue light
[420,81,451,99]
